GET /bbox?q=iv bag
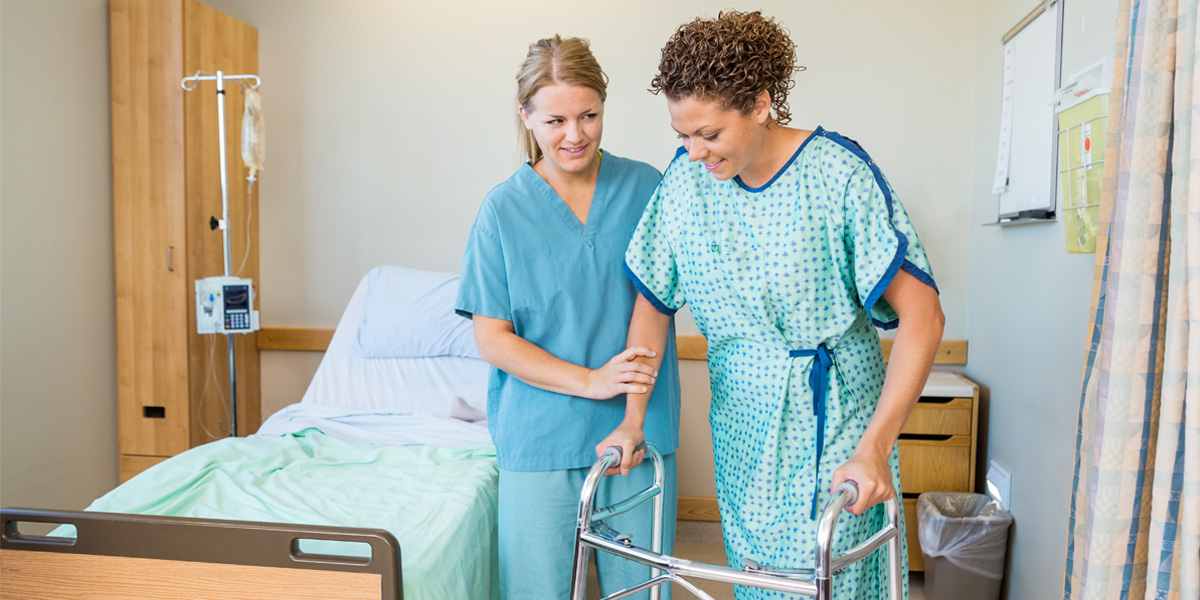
[241,87,265,179]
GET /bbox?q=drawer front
[898,436,972,493]
[119,454,168,483]
[904,497,923,571]
[901,397,973,436]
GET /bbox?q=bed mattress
[80,428,499,600]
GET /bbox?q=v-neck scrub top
[456,150,681,472]
[625,128,936,598]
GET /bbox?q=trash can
[917,492,1013,600]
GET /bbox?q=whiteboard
[995,2,1060,220]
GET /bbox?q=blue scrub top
[456,150,681,472]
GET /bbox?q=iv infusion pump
[195,276,260,334]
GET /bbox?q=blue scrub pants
[498,453,677,600]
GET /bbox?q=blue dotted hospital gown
[625,128,936,599]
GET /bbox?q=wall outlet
[986,460,1012,511]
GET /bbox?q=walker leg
[570,535,591,600]
[649,456,664,600]
[887,499,903,600]
[815,576,832,599]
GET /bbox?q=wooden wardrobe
[110,0,261,482]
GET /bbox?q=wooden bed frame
[0,508,401,600]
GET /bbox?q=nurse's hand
[830,448,895,516]
[583,346,658,400]
[595,423,645,476]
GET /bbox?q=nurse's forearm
[620,295,673,428]
[471,314,656,399]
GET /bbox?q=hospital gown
[625,128,936,599]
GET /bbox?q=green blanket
[84,429,499,600]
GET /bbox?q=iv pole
[180,70,261,437]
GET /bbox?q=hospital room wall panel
[259,350,325,419]
[963,0,1119,598]
[1,0,119,510]
[676,359,717,498]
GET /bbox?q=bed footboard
[0,508,401,600]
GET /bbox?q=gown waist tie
[788,344,834,520]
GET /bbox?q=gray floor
[587,520,925,600]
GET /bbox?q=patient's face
[519,83,604,178]
[667,94,764,182]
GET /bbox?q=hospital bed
[0,266,500,600]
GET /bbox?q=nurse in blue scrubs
[455,35,680,600]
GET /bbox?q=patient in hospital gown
[610,11,945,599]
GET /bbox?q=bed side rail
[1,508,401,600]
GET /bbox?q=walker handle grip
[603,442,648,465]
[835,481,859,507]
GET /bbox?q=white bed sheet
[258,404,490,447]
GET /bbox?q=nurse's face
[667,92,770,182]
[519,83,604,177]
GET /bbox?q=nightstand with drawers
[898,370,980,571]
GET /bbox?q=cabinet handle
[917,396,955,404]
[168,246,174,272]
[898,433,954,442]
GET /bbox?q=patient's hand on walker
[830,447,895,516]
[583,346,658,400]
[595,423,645,477]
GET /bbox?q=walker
[570,444,904,600]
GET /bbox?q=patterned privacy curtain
[1064,0,1199,598]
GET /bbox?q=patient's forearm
[619,295,672,427]
[858,272,944,458]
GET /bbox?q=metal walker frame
[570,444,903,600]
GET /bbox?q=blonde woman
[456,35,680,600]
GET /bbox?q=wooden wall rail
[257,328,334,351]
[258,328,967,365]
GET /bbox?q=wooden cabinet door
[111,0,190,457]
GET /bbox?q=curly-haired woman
[601,10,943,599]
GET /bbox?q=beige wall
[0,0,118,508]
[204,0,979,498]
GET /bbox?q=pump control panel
[196,276,260,334]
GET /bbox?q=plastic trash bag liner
[917,492,1013,579]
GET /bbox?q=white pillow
[300,268,490,415]
[355,266,480,359]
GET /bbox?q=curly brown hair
[650,11,798,125]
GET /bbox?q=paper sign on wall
[1056,59,1110,254]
